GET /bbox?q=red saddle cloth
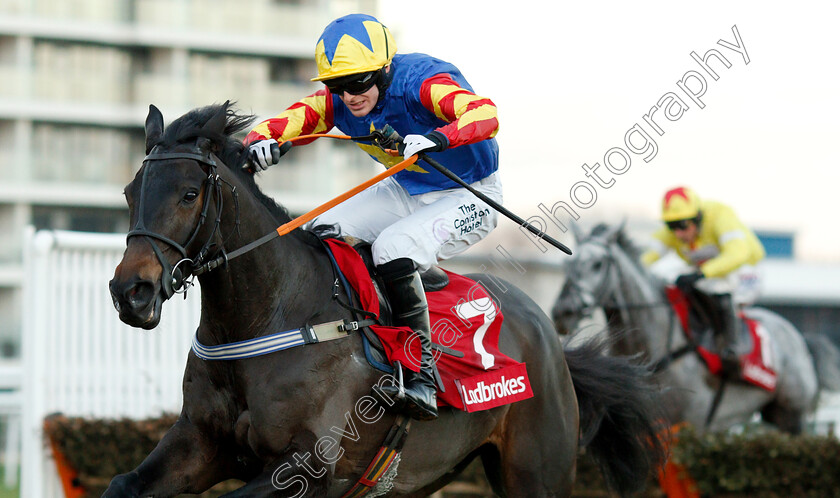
[665,286,777,392]
[325,239,534,412]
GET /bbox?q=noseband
[126,146,239,299]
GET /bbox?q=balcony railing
[0,0,327,38]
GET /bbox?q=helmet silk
[662,186,701,221]
[313,14,397,82]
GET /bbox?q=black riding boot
[712,293,740,377]
[374,258,438,421]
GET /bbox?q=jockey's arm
[640,228,674,266]
[418,74,499,147]
[699,212,753,278]
[245,89,335,146]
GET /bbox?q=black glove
[675,271,704,290]
[399,131,448,158]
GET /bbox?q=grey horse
[552,222,840,433]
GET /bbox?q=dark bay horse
[552,223,840,434]
[106,103,665,497]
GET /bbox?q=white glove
[402,134,439,158]
[248,139,282,171]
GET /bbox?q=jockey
[641,186,766,376]
[244,14,502,420]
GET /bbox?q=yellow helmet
[661,187,701,222]
[312,14,397,82]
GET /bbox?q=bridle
[562,242,618,316]
[123,128,408,302]
[126,146,240,299]
[565,240,673,313]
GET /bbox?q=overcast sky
[378,1,840,262]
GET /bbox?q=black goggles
[324,71,379,96]
[666,219,694,231]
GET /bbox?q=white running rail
[21,228,200,497]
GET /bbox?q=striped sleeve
[245,89,334,146]
[418,74,499,148]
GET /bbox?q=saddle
[665,286,777,391]
[322,237,535,412]
[340,238,451,371]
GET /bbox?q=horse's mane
[155,102,293,225]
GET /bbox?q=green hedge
[573,425,840,497]
[671,426,840,497]
[44,414,840,497]
[43,413,240,498]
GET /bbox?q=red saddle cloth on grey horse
[665,286,777,392]
[324,238,534,412]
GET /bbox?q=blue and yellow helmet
[312,14,397,82]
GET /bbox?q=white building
[0,0,381,356]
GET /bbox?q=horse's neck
[196,197,338,344]
[608,247,684,357]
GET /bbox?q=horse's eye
[592,261,603,271]
[183,190,199,203]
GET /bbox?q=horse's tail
[563,335,667,496]
[804,332,840,392]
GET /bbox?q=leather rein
[125,130,401,301]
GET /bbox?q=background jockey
[641,186,766,376]
[244,14,502,420]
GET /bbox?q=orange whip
[195,130,410,273]
[274,133,416,236]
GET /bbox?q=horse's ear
[145,105,164,154]
[603,220,627,244]
[201,101,229,136]
[568,222,584,244]
[616,218,628,237]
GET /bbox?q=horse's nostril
[127,281,154,308]
[111,278,155,312]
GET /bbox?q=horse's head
[551,222,627,333]
[109,102,256,328]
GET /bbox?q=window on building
[270,57,315,85]
[31,123,142,185]
[32,206,129,234]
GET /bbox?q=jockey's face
[338,84,379,117]
[328,66,389,118]
[671,220,699,244]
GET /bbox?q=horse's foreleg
[220,455,331,498]
[221,433,331,498]
[102,416,239,497]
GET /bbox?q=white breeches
[311,173,503,271]
[693,264,763,306]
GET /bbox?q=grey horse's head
[551,222,631,334]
